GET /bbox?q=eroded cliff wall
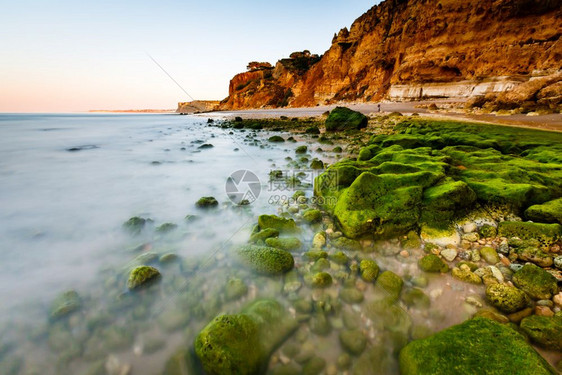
[221,0,561,109]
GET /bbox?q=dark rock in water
[198,144,214,149]
[399,317,556,375]
[66,145,99,152]
[268,136,285,143]
[49,290,81,320]
[325,107,367,132]
[123,216,149,235]
[127,266,161,290]
[155,223,178,234]
[520,315,562,351]
[195,197,218,209]
[195,299,298,375]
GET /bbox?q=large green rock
[399,317,556,375]
[485,283,529,313]
[498,221,562,248]
[377,271,404,299]
[520,315,562,351]
[236,245,294,276]
[525,198,562,224]
[512,264,559,300]
[194,300,298,375]
[325,107,368,132]
[418,254,449,273]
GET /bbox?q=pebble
[489,266,504,283]
[462,233,479,242]
[441,248,458,262]
[429,288,443,299]
[535,306,554,317]
[554,256,562,270]
[537,300,554,308]
[399,250,410,258]
[471,250,481,262]
[497,243,510,255]
[465,296,483,308]
[462,222,477,233]
[553,293,562,308]
[500,256,511,266]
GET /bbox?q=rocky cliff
[220,0,561,110]
[176,100,220,114]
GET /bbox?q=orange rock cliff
[219,0,561,110]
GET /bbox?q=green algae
[399,317,556,375]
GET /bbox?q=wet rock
[498,221,562,248]
[520,315,562,351]
[295,145,308,154]
[401,231,422,249]
[359,259,380,282]
[462,222,477,233]
[304,250,328,261]
[195,196,218,209]
[236,245,294,275]
[535,306,554,317]
[310,312,332,336]
[512,264,559,300]
[507,307,533,324]
[155,223,178,234]
[485,284,529,313]
[325,107,367,131]
[462,232,480,242]
[302,356,326,375]
[123,217,148,235]
[310,258,330,272]
[401,288,430,309]
[249,228,279,243]
[302,209,322,224]
[480,246,500,264]
[418,254,449,273]
[340,288,364,305]
[339,329,367,355]
[159,253,179,264]
[311,272,332,288]
[331,237,362,251]
[195,300,298,375]
[310,159,324,170]
[225,278,248,301]
[50,290,81,320]
[268,136,285,143]
[312,232,326,248]
[127,266,161,290]
[452,265,482,284]
[329,251,349,265]
[377,271,403,299]
[399,318,556,375]
[473,308,509,324]
[440,248,457,262]
[478,224,497,238]
[258,215,299,233]
[554,256,562,270]
[265,237,302,252]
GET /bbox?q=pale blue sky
[0,0,377,112]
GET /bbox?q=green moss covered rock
[265,237,302,252]
[268,136,285,143]
[325,107,368,132]
[512,264,559,300]
[123,216,147,235]
[225,278,248,301]
[480,246,500,264]
[418,254,449,273]
[340,288,364,304]
[249,228,279,243]
[377,271,403,299]
[526,198,562,224]
[479,224,498,238]
[339,329,367,356]
[302,209,322,224]
[237,245,294,276]
[452,265,482,284]
[49,290,81,320]
[399,317,556,375]
[127,266,161,290]
[258,215,298,233]
[311,272,333,288]
[520,315,562,351]
[194,300,298,375]
[360,259,379,282]
[485,283,529,313]
[196,196,219,209]
[498,221,562,248]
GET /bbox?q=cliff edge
[220,0,561,110]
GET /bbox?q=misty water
[0,113,511,374]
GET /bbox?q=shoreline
[194,101,562,132]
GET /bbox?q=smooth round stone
[537,300,554,308]
[553,293,562,308]
[462,232,480,242]
[554,256,562,270]
[441,248,458,262]
[462,222,477,233]
[535,306,555,317]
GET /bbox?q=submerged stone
[236,245,294,275]
[265,237,302,252]
[195,300,297,375]
[258,215,298,233]
[418,254,449,273]
[196,196,219,209]
[302,209,322,224]
[377,271,403,299]
[311,272,333,288]
[520,315,562,351]
[359,259,380,282]
[127,266,161,290]
[249,228,279,243]
[49,290,81,320]
[480,246,500,264]
[339,329,367,356]
[399,317,555,375]
[225,278,248,301]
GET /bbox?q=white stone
[462,222,477,233]
[441,248,458,262]
[489,266,505,283]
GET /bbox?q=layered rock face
[221,0,561,109]
[176,100,220,114]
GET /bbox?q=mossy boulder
[525,198,562,224]
[339,329,367,356]
[295,145,308,154]
[420,180,477,229]
[512,264,559,300]
[265,237,302,252]
[331,237,362,252]
[236,245,294,275]
[452,265,482,284]
[249,228,279,243]
[49,290,81,320]
[377,271,403,299]
[498,221,562,248]
[127,266,161,290]
[485,283,529,313]
[399,317,556,375]
[194,300,298,375]
[258,215,298,233]
[480,246,500,264]
[302,209,322,224]
[520,315,562,351]
[311,272,333,288]
[418,254,449,273]
[359,259,380,282]
[325,107,368,132]
[196,197,219,209]
[401,230,422,249]
[310,159,324,170]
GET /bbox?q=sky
[0,0,377,112]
